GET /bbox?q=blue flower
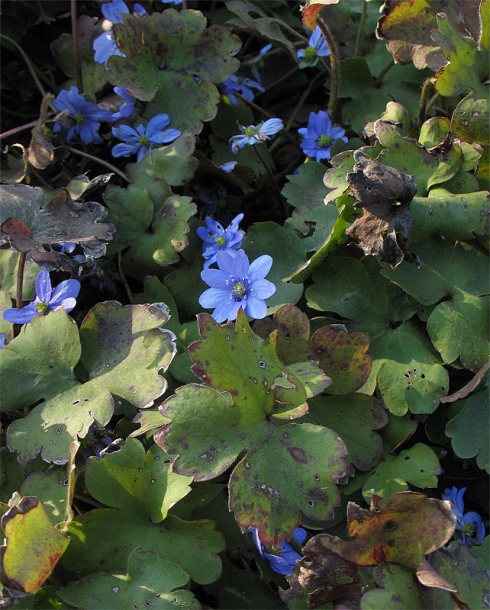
[161,0,182,4]
[111,87,135,121]
[230,118,283,154]
[218,75,264,106]
[52,86,113,145]
[443,486,486,546]
[298,110,348,161]
[297,26,330,68]
[251,527,307,576]
[112,114,181,162]
[3,270,80,325]
[220,161,237,173]
[199,249,276,323]
[93,0,146,66]
[197,213,244,268]
[0,333,6,349]
[55,242,76,254]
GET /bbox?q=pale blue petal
[50,279,81,308]
[201,268,229,289]
[112,142,140,158]
[2,304,39,324]
[146,113,171,137]
[248,255,273,282]
[199,288,228,309]
[213,299,241,323]
[35,270,52,302]
[250,278,275,299]
[244,297,267,320]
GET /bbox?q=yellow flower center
[36,302,49,314]
[318,134,332,147]
[233,282,246,297]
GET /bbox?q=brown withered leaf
[0,184,115,271]
[296,546,367,608]
[346,150,417,267]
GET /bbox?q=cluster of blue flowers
[3,270,80,325]
[443,486,485,546]
[251,526,306,576]
[196,214,276,323]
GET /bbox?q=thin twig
[118,251,134,303]
[316,7,340,121]
[66,146,130,183]
[16,252,27,310]
[0,120,38,141]
[0,34,46,98]
[355,0,368,57]
[374,59,395,87]
[254,145,287,223]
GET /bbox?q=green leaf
[7,382,114,465]
[306,256,448,415]
[381,238,490,371]
[128,134,199,188]
[374,120,462,196]
[338,52,428,133]
[0,248,38,301]
[229,423,347,547]
[431,11,489,97]
[242,222,307,310]
[0,309,80,412]
[362,443,441,500]
[304,394,388,471]
[84,439,192,523]
[189,310,309,417]
[80,301,176,408]
[427,540,490,610]
[60,511,224,585]
[451,90,490,147]
[58,548,199,610]
[411,188,490,243]
[20,466,74,526]
[108,10,240,134]
[360,563,430,609]
[445,391,489,473]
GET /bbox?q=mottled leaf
[362,443,442,499]
[85,438,192,523]
[0,496,70,594]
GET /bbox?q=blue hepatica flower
[111,87,135,122]
[161,0,182,4]
[93,0,146,66]
[0,333,6,349]
[442,486,485,546]
[3,270,80,325]
[230,118,283,154]
[220,161,237,173]
[251,527,307,576]
[298,110,348,162]
[297,26,330,68]
[53,86,113,145]
[199,249,276,323]
[112,114,181,162]
[218,75,265,106]
[197,213,244,268]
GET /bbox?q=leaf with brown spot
[298,491,456,574]
[376,0,481,70]
[0,496,70,594]
[254,304,372,394]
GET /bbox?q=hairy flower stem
[355,0,368,57]
[374,60,395,87]
[71,0,84,94]
[16,252,27,310]
[0,120,38,141]
[316,7,340,121]
[67,146,130,183]
[254,145,287,223]
[418,77,433,126]
[0,34,46,98]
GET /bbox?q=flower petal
[49,279,81,308]
[250,278,276,300]
[199,287,228,308]
[35,270,52,302]
[2,304,39,324]
[244,296,267,320]
[248,255,273,282]
[145,113,171,136]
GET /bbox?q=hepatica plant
[0,0,488,608]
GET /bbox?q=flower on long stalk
[298,110,347,161]
[52,86,113,145]
[3,270,80,325]
[251,527,307,576]
[229,118,283,153]
[112,114,181,162]
[197,213,244,268]
[199,249,276,323]
[297,26,330,68]
[442,486,485,546]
